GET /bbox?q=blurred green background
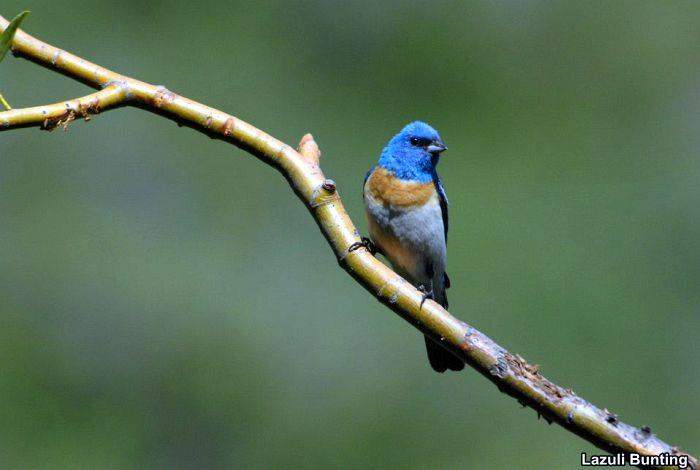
[1,1,698,468]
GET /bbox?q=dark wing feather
[363,166,375,194]
[433,172,452,297]
[433,173,449,243]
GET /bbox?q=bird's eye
[410,137,429,147]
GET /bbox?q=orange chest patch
[365,167,436,207]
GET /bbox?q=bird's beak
[427,141,447,154]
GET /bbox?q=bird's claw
[348,236,377,255]
[418,285,434,309]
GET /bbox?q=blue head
[377,121,447,182]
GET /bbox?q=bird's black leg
[418,282,435,309]
[348,236,377,255]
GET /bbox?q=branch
[0,85,126,130]
[0,15,695,469]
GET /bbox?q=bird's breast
[365,167,436,208]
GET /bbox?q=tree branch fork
[0,15,695,469]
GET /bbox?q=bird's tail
[424,284,464,373]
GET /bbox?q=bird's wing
[433,173,448,243]
[363,166,375,196]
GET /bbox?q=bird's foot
[418,285,435,309]
[348,236,377,255]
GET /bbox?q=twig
[0,92,11,110]
[0,15,695,469]
[0,85,125,130]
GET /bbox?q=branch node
[376,278,401,304]
[152,85,175,108]
[222,117,236,137]
[321,179,336,193]
[489,357,509,379]
[51,49,63,66]
[605,409,619,426]
[309,182,340,209]
[103,80,132,100]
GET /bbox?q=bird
[354,121,464,373]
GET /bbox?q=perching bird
[357,121,464,373]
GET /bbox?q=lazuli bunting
[356,121,464,373]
